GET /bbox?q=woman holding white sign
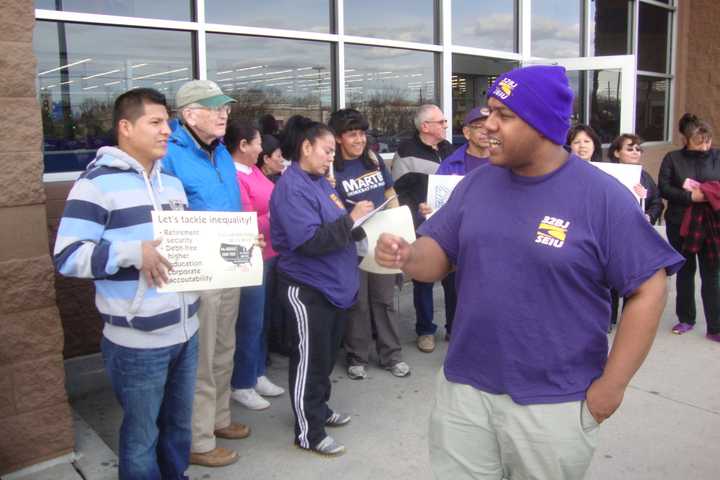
[607,133,664,329]
[328,108,408,381]
[225,119,286,411]
[270,116,373,456]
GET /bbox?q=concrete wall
[0,1,74,475]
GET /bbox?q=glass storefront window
[344,45,436,153]
[206,34,332,126]
[589,69,621,143]
[531,0,582,58]
[638,3,670,73]
[566,70,584,128]
[451,55,516,143]
[636,76,668,142]
[452,0,516,53]
[589,0,631,56]
[34,21,194,173]
[205,0,330,33]
[35,0,192,22]
[344,0,435,44]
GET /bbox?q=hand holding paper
[633,183,648,199]
[683,178,700,191]
[349,200,374,222]
[418,202,433,219]
[141,238,172,288]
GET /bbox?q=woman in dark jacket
[608,133,664,223]
[658,113,720,341]
[607,133,664,328]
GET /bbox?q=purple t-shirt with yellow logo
[418,155,684,405]
[270,162,358,308]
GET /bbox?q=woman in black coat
[658,113,720,341]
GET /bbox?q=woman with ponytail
[659,113,720,342]
[270,116,374,456]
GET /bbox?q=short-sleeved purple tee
[418,155,684,405]
[270,162,358,309]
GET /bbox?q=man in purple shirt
[436,105,490,176]
[376,65,684,479]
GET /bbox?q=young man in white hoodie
[54,88,199,479]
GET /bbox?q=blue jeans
[102,334,198,480]
[231,259,273,389]
[413,272,457,336]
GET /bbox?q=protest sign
[427,174,464,211]
[152,211,263,292]
[358,205,416,274]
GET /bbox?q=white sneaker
[231,388,270,410]
[255,376,285,397]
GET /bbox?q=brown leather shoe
[190,447,239,467]
[417,335,435,353]
[214,422,251,439]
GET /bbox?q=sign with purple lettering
[152,211,263,292]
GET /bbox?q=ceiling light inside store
[39,58,92,76]
[82,69,121,81]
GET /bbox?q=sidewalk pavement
[61,277,720,480]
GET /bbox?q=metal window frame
[36,0,679,181]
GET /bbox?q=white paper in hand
[152,211,263,292]
[427,174,464,211]
[358,205,416,274]
[590,162,643,202]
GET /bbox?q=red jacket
[680,181,720,265]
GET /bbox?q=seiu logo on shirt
[535,215,570,249]
[342,171,386,197]
[493,78,518,100]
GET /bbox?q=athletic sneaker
[347,365,367,380]
[386,361,410,377]
[308,436,346,456]
[231,388,270,410]
[707,333,720,343]
[671,322,694,335]
[325,412,352,427]
[255,375,285,397]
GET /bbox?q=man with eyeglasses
[391,104,456,354]
[163,80,247,468]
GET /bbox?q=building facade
[0,0,717,475]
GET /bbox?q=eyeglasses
[425,119,448,126]
[189,105,232,116]
[466,124,486,130]
[624,145,643,152]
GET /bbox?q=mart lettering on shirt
[535,215,570,249]
[342,170,385,197]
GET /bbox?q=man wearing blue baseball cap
[376,65,684,479]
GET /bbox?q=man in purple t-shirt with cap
[376,65,684,479]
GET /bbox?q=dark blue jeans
[232,258,273,389]
[413,272,457,336]
[102,334,198,480]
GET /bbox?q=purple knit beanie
[487,65,573,145]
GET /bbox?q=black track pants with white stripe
[279,275,347,449]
